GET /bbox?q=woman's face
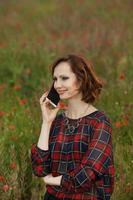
[53,62,81,100]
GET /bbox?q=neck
[66,98,93,119]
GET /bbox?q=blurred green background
[0,0,133,199]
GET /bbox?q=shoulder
[94,110,112,122]
[94,111,113,133]
[85,110,112,128]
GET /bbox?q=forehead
[53,62,73,76]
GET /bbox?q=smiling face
[53,62,82,100]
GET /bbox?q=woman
[31,54,115,200]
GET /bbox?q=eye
[52,76,69,81]
[53,77,57,81]
[62,76,69,80]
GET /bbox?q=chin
[60,96,67,100]
[59,95,69,100]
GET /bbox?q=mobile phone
[45,83,60,107]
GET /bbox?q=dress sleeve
[31,118,57,177]
[31,144,51,177]
[60,118,114,192]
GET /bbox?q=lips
[57,90,67,94]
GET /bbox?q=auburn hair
[50,54,103,103]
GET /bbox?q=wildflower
[124,183,132,193]
[10,162,17,170]
[121,114,129,120]
[8,124,16,130]
[2,184,9,192]
[114,117,129,128]
[63,31,71,38]
[58,102,68,110]
[0,42,6,48]
[19,98,27,105]
[24,109,30,113]
[13,85,22,90]
[0,176,5,182]
[119,72,125,80]
[114,121,123,128]
[122,119,129,126]
[0,111,5,117]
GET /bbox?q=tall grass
[0,0,133,199]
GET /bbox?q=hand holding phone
[45,83,60,108]
[40,90,60,123]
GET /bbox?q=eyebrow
[53,74,68,78]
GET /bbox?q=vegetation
[0,0,132,199]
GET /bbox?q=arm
[31,92,60,177]
[31,121,53,177]
[37,121,52,150]
[60,118,114,192]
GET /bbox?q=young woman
[31,54,115,200]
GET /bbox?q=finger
[40,91,48,103]
[41,91,48,98]
[40,98,51,108]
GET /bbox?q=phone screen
[46,83,60,107]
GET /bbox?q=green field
[0,0,133,199]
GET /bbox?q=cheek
[66,79,80,92]
[69,83,80,94]
[73,80,80,90]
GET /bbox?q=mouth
[57,90,67,94]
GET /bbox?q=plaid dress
[31,110,115,200]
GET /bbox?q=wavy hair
[50,54,103,103]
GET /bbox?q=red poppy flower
[19,98,27,105]
[58,102,68,110]
[119,72,125,80]
[0,111,5,117]
[13,85,22,90]
[114,121,122,128]
[0,42,7,48]
[122,119,129,126]
[10,162,17,170]
[0,176,5,182]
[2,184,9,192]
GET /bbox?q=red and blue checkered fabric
[31,110,115,200]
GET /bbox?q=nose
[54,80,62,89]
